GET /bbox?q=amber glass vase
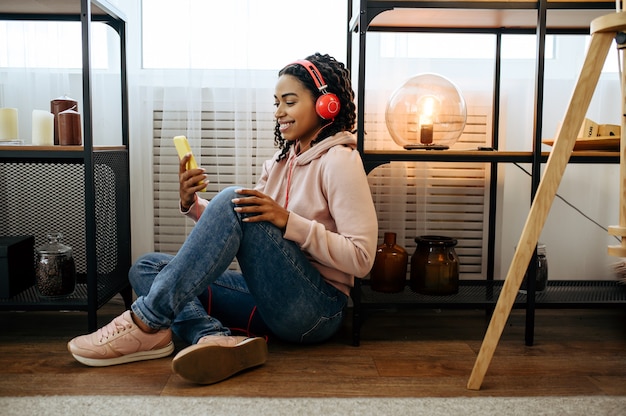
[410,235,459,295]
[370,232,408,293]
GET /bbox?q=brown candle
[51,96,78,145]
[58,108,82,146]
[420,123,433,144]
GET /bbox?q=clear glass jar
[35,233,76,297]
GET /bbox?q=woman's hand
[179,153,208,210]
[232,189,290,230]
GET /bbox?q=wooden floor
[1,295,625,398]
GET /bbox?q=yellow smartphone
[173,135,206,191]
[173,135,198,170]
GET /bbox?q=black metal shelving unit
[0,0,132,331]
[347,0,624,346]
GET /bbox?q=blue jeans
[130,186,348,345]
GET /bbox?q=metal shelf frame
[0,0,132,331]
[347,0,623,346]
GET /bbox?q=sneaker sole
[172,337,268,384]
[68,341,175,367]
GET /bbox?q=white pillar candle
[32,110,54,146]
[0,108,19,141]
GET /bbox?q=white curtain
[118,0,347,258]
[0,0,347,260]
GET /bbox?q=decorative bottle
[35,233,76,297]
[410,235,459,295]
[370,232,408,293]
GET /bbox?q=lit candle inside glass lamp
[0,108,19,141]
[32,110,54,146]
[419,97,435,145]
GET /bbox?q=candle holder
[0,107,22,144]
[385,73,466,150]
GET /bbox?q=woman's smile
[278,121,293,133]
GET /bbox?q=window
[0,21,109,69]
[379,31,619,73]
[380,33,554,60]
[141,0,347,69]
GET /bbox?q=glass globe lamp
[385,73,467,150]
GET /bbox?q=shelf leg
[351,279,362,347]
[467,26,616,390]
[608,31,626,257]
[120,284,133,309]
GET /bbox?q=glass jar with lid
[35,233,76,297]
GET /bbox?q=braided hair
[274,52,356,162]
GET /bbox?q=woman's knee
[209,186,241,209]
[129,252,172,294]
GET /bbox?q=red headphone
[291,59,340,120]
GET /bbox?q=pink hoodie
[185,131,378,295]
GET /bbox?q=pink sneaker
[172,335,268,384]
[67,310,174,367]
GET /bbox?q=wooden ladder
[467,11,626,390]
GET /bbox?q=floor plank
[1,295,625,397]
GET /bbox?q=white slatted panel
[152,90,276,254]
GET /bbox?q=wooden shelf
[351,0,616,31]
[0,145,126,151]
[0,145,128,162]
[361,150,619,169]
[0,0,125,19]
